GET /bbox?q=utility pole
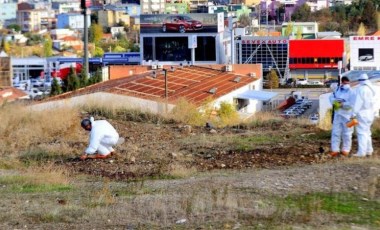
[266,0,269,36]
[81,0,89,77]
[229,16,234,64]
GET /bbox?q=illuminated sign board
[140,13,223,34]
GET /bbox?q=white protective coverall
[352,75,376,156]
[85,118,120,156]
[329,84,355,153]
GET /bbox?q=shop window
[195,36,216,61]
[155,37,191,61]
[143,37,153,61]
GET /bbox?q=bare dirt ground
[60,118,378,181]
[3,117,379,229]
[56,118,380,204]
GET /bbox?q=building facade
[0,3,17,22]
[98,10,130,28]
[289,39,344,80]
[17,9,43,32]
[236,36,289,79]
[140,13,226,65]
[57,13,91,30]
[141,0,166,14]
[349,36,380,71]
[281,21,318,39]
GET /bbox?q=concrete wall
[31,92,175,114]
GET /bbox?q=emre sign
[352,36,380,41]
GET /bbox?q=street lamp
[80,0,89,77]
[152,68,168,112]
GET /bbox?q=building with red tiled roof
[34,64,275,117]
[0,87,29,104]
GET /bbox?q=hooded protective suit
[85,118,120,156]
[352,74,376,156]
[329,83,354,153]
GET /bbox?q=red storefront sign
[289,39,344,69]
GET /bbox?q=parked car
[359,54,373,61]
[26,88,44,100]
[296,79,308,85]
[162,15,203,33]
[309,114,319,125]
[309,80,323,86]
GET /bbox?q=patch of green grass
[281,192,380,226]
[247,119,284,129]
[0,175,72,193]
[294,129,331,141]
[19,150,65,165]
[232,135,281,151]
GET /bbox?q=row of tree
[50,67,103,96]
[291,0,380,36]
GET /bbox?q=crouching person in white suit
[80,117,120,160]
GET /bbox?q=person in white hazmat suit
[80,117,120,160]
[351,73,377,157]
[329,76,355,157]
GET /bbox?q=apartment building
[98,10,130,28]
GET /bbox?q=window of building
[143,37,153,61]
[195,36,216,61]
[155,37,191,61]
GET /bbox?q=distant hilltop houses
[0,0,356,33]
[0,0,375,91]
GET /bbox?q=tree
[113,45,126,52]
[267,70,279,89]
[362,0,377,30]
[66,67,80,91]
[7,24,21,32]
[296,26,302,39]
[89,23,103,44]
[238,14,251,27]
[93,46,104,57]
[43,35,53,57]
[89,69,103,85]
[50,78,63,96]
[357,22,366,36]
[1,38,10,53]
[292,4,311,21]
[79,66,89,88]
[284,23,293,36]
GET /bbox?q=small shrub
[217,101,240,127]
[169,98,205,126]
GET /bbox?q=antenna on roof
[208,87,217,94]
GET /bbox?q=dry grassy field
[0,101,379,229]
